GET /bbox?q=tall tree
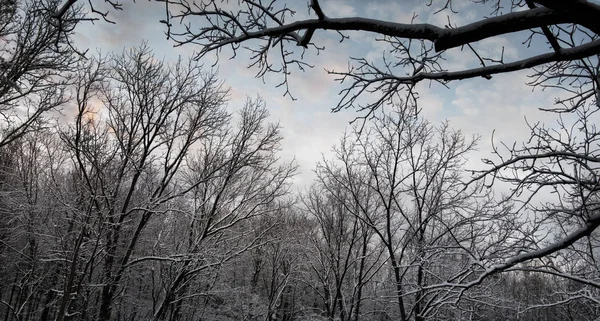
[303,180,384,321]
[147,99,296,321]
[313,107,518,320]
[0,0,83,147]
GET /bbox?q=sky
[72,0,565,189]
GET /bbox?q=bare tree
[42,1,600,116]
[303,180,386,321]
[52,44,232,321]
[3,0,600,319]
[311,106,518,321]
[145,99,297,321]
[468,101,600,309]
[0,128,62,321]
[146,1,600,114]
[0,0,85,147]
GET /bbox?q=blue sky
[72,0,564,188]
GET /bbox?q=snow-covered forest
[1,1,600,320]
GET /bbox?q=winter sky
[72,0,564,188]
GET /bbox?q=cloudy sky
[72,0,563,188]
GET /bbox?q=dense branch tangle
[160,0,600,113]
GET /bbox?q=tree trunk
[391,259,407,321]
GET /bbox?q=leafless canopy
[141,0,599,115]
[42,1,600,116]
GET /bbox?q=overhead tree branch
[533,0,600,35]
[178,7,569,57]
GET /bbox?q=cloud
[75,1,171,57]
[269,95,355,188]
[323,0,357,17]
[446,70,562,172]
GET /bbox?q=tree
[62,44,233,321]
[0,128,61,321]
[145,99,297,321]
[303,182,386,321]
[469,104,600,311]
[0,0,84,147]
[310,107,523,321]
[153,0,600,112]
[44,1,600,113]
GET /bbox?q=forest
[1,0,600,320]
